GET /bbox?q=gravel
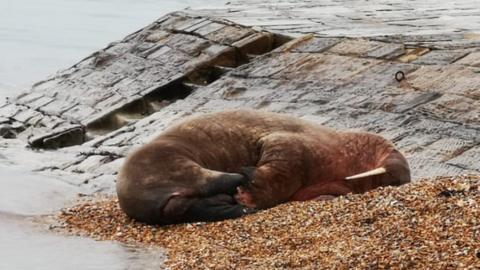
[56,175,480,269]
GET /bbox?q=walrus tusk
[345,167,387,180]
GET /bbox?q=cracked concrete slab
[187,0,480,48]
[0,12,287,149]
[0,7,479,193]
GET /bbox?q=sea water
[0,0,228,101]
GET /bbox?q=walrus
[116,110,410,225]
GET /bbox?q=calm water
[0,218,166,270]
[0,215,165,270]
[0,164,167,269]
[0,0,228,101]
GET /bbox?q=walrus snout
[382,150,411,186]
[344,148,411,194]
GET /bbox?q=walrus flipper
[239,166,256,186]
[184,194,256,222]
[198,173,248,197]
[237,134,306,209]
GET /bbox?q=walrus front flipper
[184,194,256,222]
[198,173,248,197]
[236,134,306,209]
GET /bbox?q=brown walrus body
[116,110,410,225]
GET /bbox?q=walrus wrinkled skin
[116,110,410,225]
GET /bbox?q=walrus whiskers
[345,167,387,180]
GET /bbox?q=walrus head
[345,149,411,192]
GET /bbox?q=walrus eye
[345,167,387,180]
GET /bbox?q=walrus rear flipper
[184,194,256,222]
[117,189,192,225]
[198,173,248,197]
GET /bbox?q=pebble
[56,175,480,269]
